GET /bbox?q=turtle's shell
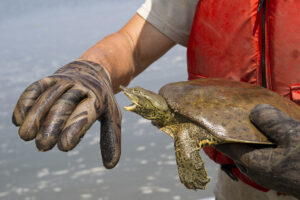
[159,78,300,144]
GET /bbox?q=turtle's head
[121,86,171,122]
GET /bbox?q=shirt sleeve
[137,0,198,47]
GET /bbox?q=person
[12,0,300,199]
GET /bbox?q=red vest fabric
[187,0,300,192]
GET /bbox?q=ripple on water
[136,146,146,151]
[24,196,37,200]
[37,180,49,190]
[140,186,153,194]
[78,164,86,169]
[164,160,176,166]
[146,176,156,181]
[133,129,145,136]
[53,187,61,192]
[96,179,103,184]
[36,168,49,178]
[71,167,105,179]
[173,56,184,63]
[88,137,99,145]
[76,158,84,163]
[139,186,171,195]
[139,160,148,165]
[173,195,182,200]
[52,169,69,176]
[137,118,150,124]
[165,142,174,150]
[80,193,92,200]
[67,150,79,156]
[0,191,9,198]
[150,142,156,147]
[157,187,171,193]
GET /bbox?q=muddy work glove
[12,60,122,169]
[216,104,300,198]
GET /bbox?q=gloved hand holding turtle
[216,104,300,199]
[12,60,122,169]
[122,78,300,196]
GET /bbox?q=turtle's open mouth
[124,103,137,111]
[120,85,139,111]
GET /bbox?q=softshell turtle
[122,78,300,190]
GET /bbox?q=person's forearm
[80,14,175,93]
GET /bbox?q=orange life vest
[187,0,300,191]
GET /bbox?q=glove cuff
[75,59,112,83]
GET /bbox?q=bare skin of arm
[80,14,176,93]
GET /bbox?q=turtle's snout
[121,86,140,112]
[122,86,171,122]
[122,86,159,118]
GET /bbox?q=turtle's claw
[178,164,210,190]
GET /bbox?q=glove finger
[99,97,122,169]
[35,86,87,151]
[250,104,300,145]
[57,96,98,151]
[19,82,73,141]
[13,77,56,126]
[215,142,274,174]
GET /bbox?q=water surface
[0,1,218,199]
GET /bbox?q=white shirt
[137,0,198,47]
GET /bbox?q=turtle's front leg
[174,123,212,190]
